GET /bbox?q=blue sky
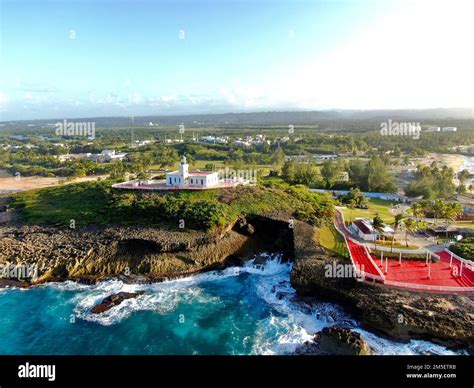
[1,0,473,120]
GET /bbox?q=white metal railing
[334,210,385,282]
[444,248,474,271]
[384,279,474,293]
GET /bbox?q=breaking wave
[0,253,466,355]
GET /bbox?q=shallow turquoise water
[0,257,464,355]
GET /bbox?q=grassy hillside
[319,224,349,258]
[9,179,335,231]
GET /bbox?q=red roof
[188,171,215,175]
[353,220,371,234]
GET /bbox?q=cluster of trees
[361,130,474,157]
[339,188,369,211]
[174,142,287,169]
[112,193,232,230]
[281,161,323,188]
[347,157,396,192]
[280,156,396,192]
[450,237,474,261]
[0,145,180,179]
[406,162,456,199]
[411,199,463,232]
[456,169,473,194]
[0,149,114,178]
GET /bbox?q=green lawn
[341,198,396,224]
[454,221,474,230]
[319,224,349,258]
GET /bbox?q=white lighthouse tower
[179,155,189,181]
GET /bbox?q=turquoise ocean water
[0,255,464,355]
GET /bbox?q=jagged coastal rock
[319,327,372,355]
[293,327,372,355]
[91,291,145,314]
[1,214,472,352]
[0,214,294,285]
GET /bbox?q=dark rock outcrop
[319,327,372,355]
[91,291,144,314]
[293,327,372,355]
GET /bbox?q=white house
[166,156,220,188]
[425,127,441,133]
[89,150,127,162]
[350,218,394,241]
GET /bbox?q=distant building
[89,150,127,162]
[56,153,90,162]
[425,127,441,133]
[100,150,127,162]
[442,127,457,132]
[285,154,338,162]
[199,135,228,144]
[233,139,252,147]
[133,140,153,147]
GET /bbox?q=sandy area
[0,170,108,191]
[413,153,465,172]
[395,153,466,190]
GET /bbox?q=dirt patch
[0,170,107,191]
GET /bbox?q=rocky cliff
[0,214,294,285]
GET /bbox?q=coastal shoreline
[0,214,473,353]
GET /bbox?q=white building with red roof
[112,156,251,191]
[350,218,393,241]
[166,156,220,188]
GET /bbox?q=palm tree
[390,214,404,252]
[372,214,385,251]
[419,200,432,222]
[411,203,423,222]
[443,202,463,238]
[403,217,415,247]
[432,199,446,225]
[458,169,470,186]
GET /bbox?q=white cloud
[3,0,473,119]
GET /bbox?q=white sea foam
[71,254,287,326]
[17,254,467,355]
[354,329,466,355]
